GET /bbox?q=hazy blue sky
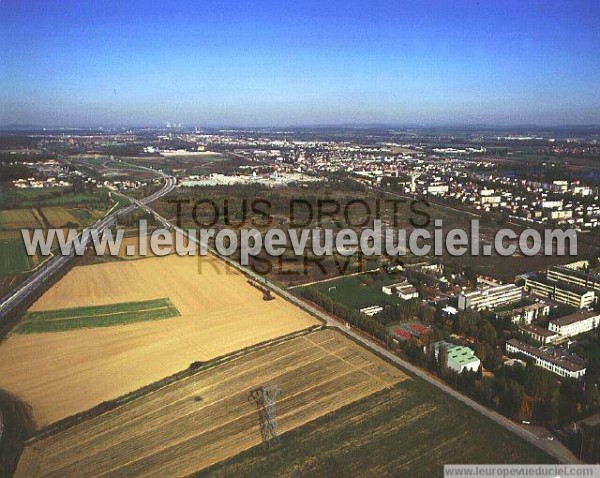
[1,0,599,127]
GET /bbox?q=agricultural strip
[0,239,39,275]
[13,298,179,334]
[0,209,43,230]
[14,329,406,478]
[39,207,80,228]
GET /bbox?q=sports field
[0,254,319,425]
[15,330,405,478]
[307,274,410,310]
[14,298,179,334]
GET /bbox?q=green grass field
[14,298,179,334]
[0,239,38,275]
[0,187,110,209]
[307,274,408,310]
[199,378,555,478]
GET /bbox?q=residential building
[426,183,449,195]
[541,199,563,209]
[547,266,600,295]
[382,281,419,300]
[545,209,573,221]
[496,302,550,325]
[359,305,383,317]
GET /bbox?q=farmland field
[14,329,406,478]
[39,207,80,227]
[0,254,319,425]
[0,233,40,275]
[14,298,179,334]
[0,209,43,230]
[200,377,555,478]
[0,187,111,209]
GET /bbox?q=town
[2,0,600,476]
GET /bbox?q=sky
[1,0,599,128]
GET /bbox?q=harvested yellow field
[0,254,318,426]
[15,330,406,478]
[40,207,79,227]
[115,234,176,259]
[0,208,43,229]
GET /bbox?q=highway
[0,175,176,327]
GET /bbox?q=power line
[248,385,282,449]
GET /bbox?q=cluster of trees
[0,163,31,182]
[402,337,600,429]
[117,210,157,228]
[69,176,97,194]
[376,301,426,326]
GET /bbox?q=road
[135,196,578,464]
[0,175,176,326]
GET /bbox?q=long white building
[506,339,586,379]
[549,311,600,337]
[547,266,600,295]
[458,283,522,311]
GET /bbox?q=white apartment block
[426,183,449,195]
[506,339,586,379]
[359,305,383,317]
[458,283,522,311]
[519,324,559,345]
[549,311,600,337]
[496,302,550,325]
[524,276,596,309]
[541,199,563,209]
[382,281,419,300]
[547,266,600,295]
